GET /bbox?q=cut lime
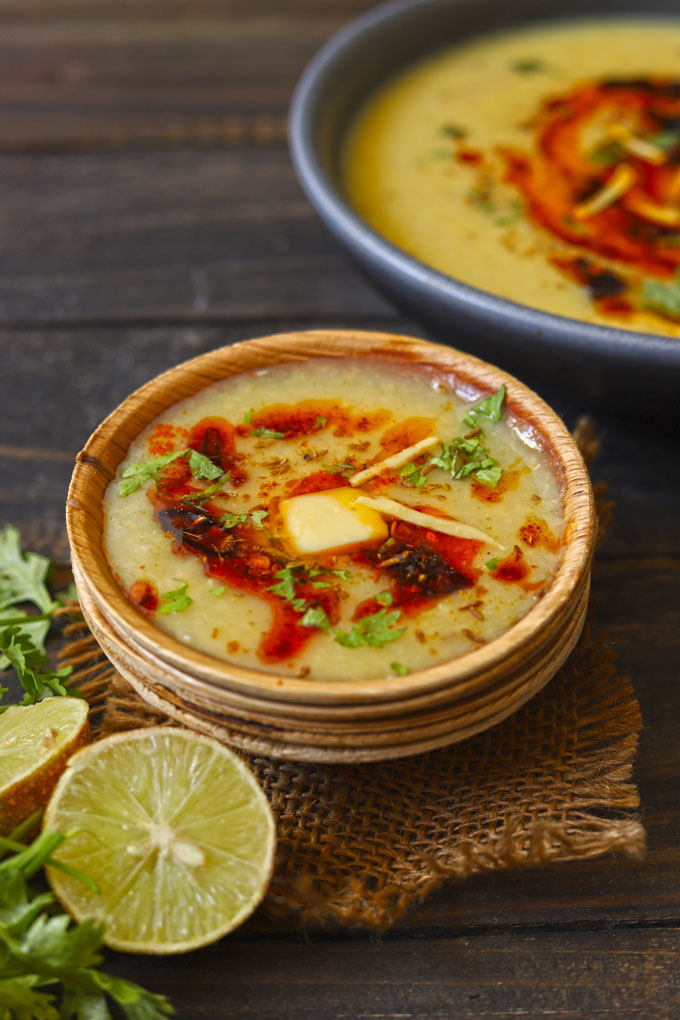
[0,696,90,835]
[43,727,276,954]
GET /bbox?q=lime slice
[0,697,90,835]
[43,727,276,954]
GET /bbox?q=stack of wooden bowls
[67,331,595,763]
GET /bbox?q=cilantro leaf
[511,57,547,74]
[391,662,409,676]
[250,510,269,529]
[300,606,333,634]
[485,558,499,571]
[322,462,355,477]
[313,416,328,430]
[641,274,680,320]
[0,526,55,614]
[220,512,249,530]
[268,566,298,602]
[376,591,393,606]
[157,580,192,615]
[244,409,254,425]
[251,427,285,439]
[186,449,222,481]
[463,385,506,427]
[400,461,428,488]
[181,473,230,506]
[118,451,185,497]
[0,626,73,710]
[210,586,226,597]
[0,832,175,1020]
[119,448,221,497]
[335,609,406,649]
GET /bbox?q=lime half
[43,727,276,954]
[0,697,90,835]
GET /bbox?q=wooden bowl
[66,330,595,762]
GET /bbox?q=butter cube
[280,487,388,554]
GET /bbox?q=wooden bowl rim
[67,329,594,706]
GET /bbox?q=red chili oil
[499,77,680,322]
[129,579,158,615]
[519,515,561,554]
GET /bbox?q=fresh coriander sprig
[0,828,174,1020]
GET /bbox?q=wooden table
[1,2,678,1016]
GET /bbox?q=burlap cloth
[57,421,645,930]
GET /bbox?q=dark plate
[289,0,680,414]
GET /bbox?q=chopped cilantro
[186,449,223,481]
[641,274,680,320]
[331,569,352,581]
[158,580,192,614]
[119,447,221,496]
[323,462,355,476]
[251,427,285,439]
[440,123,466,139]
[244,408,254,424]
[182,473,230,505]
[313,416,328,430]
[118,450,185,496]
[391,662,410,676]
[300,606,333,634]
[475,464,503,488]
[268,565,298,602]
[647,129,680,151]
[376,591,393,606]
[589,141,625,166]
[335,608,406,649]
[511,57,547,74]
[250,509,269,529]
[495,198,523,227]
[463,385,506,427]
[485,558,499,571]
[210,586,226,597]
[220,512,249,530]
[400,461,428,488]
[291,597,308,612]
[429,432,503,489]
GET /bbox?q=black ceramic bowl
[289,0,680,413]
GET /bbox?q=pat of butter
[280,487,388,554]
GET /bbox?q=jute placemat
[57,422,645,930]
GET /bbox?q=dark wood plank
[100,929,679,1019]
[0,150,391,322]
[0,3,375,151]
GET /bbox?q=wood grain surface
[1,1,679,1017]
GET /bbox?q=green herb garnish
[323,462,355,477]
[391,662,410,676]
[244,408,254,425]
[220,512,249,530]
[485,557,499,571]
[440,123,467,139]
[376,591,393,606]
[463,384,506,427]
[251,427,285,440]
[250,510,269,529]
[511,57,547,75]
[158,580,192,615]
[268,565,298,602]
[186,450,223,481]
[119,447,221,496]
[313,416,328,430]
[589,141,625,166]
[400,461,428,488]
[335,608,406,649]
[641,273,680,320]
[0,829,174,1020]
[429,433,502,488]
[210,586,226,597]
[300,606,333,635]
[647,129,680,151]
[182,473,230,505]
